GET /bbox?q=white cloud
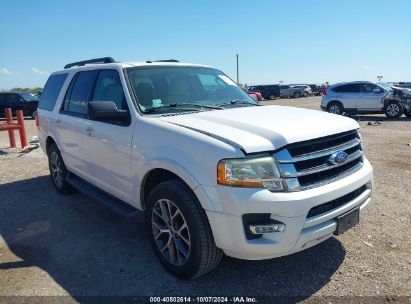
[0,68,12,75]
[32,67,49,75]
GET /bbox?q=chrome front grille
[275,130,363,191]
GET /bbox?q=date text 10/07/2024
[149,296,258,303]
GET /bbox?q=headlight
[217,156,284,191]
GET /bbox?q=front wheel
[145,180,223,279]
[384,101,403,119]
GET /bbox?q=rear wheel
[47,144,73,194]
[294,92,301,98]
[327,101,344,115]
[145,180,223,279]
[268,94,276,100]
[384,101,403,119]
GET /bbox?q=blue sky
[0,0,410,89]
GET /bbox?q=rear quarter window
[39,73,68,111]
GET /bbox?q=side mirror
[88,101,129,122]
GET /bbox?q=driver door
[82,69,135,204]
[358,83,385,111]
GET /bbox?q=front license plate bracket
[334,207,360,236]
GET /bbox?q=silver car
[321,81,387,115]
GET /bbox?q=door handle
[55,119,61,127]
[85,127,94,137]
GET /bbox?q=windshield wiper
[216,100,260,107]
[142,103,223,114]
[169,103,224,110]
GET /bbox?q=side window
[63,70,96,116]
[360,83,377,93]
[334,84,360,93]
[7,94,21,104]
[39,73,68,111]
[92,70,127,110]
[0,94,6,105]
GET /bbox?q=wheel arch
[326,99,344,108]
[140,166,209,212]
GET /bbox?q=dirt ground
[0,97,410,302]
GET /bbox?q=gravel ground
[0,98,410,303]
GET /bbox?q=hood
[160,105,359,153]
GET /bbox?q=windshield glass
[126,66,256,114]
[19,93,38,101]
[376,83,392,91]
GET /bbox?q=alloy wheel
[151,199,191,266]
[387,103,400,117]
[329,104,341,114]
[49,151,63,188]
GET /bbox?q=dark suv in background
[247,84,281,100]
[0,92,39,118]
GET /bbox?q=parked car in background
[0,92,39,118]
[279,85,305,98]
[291,85,312,97]
[320,81,409,118]
[308,84,322,96]
[248,85,281,100]
[246,90,263,101]
[394,82,411,89]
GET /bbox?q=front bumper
[197,158,373,260]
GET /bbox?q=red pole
[5,108,16,148]
[16,110,28,149]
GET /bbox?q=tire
[294,92,301,98]
[404,111,411,118]
[327,101,344,115]
[384,101,403,119]
[268,94,275,100]
[47,143,74,194]
[145,179,223,279]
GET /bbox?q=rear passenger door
[332,84,360,110]
[83,69,135,203]
[57,70,97,178]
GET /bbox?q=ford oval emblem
[328,151,348,165]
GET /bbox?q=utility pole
[236,54,239,85]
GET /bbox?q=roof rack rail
[64,57,115,69]
[146,59,180,63]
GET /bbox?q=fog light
[250,223,286,234]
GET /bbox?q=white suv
[38,57,373,279]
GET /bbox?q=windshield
[376,82,392,91]
[19,93,38,101]
[126,66,256,114]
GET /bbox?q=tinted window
[333,84,360,93]
[64,70,96,115]
[39,73,68,111]
[267,85,280,90]
[92,70,127,110]
[7,94,21,104]
[360,83,377,93]
[0,94,6,105]
[19,93,38,102]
